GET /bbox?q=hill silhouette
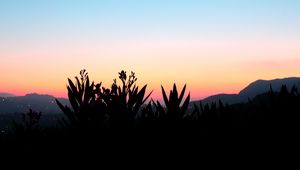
[2,77,299,114]
[0,93,15,97]
[195,77,300,105]
[0,93,69,114]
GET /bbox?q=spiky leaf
[161,86,169,108]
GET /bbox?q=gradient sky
[0,0,300,100]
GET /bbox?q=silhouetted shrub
[138,84,191,130]
[56,69,106,132]
[56,70,152,131]
[11,109,43,152]
[2,70,300,154]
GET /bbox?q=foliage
[56,70,152,130]
[2,70,300,154]
[138,84,191,129]
[56,69,105,130]
[13,109,42,132]
[159,84,190,120]
[101,71,152,128]
[11,109,43,152]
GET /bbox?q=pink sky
[1,37,299,100]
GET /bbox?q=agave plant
[153,84,190,121]
[56,69,105,129]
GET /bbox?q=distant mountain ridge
[0,93,69,114]
[194,77,300,105]
[1,77,300,114]
[0,93,15,97]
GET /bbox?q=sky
[0,0,300,100]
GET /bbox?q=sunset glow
[1,0,300,100]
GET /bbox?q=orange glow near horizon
[1,37,300,100]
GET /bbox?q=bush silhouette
[159,84,191,120]
[55,70,300,133]
[11,109,43,153]
[138,84,191,130]
[56,70,152,131]
[2,70,300,154]
[56,69,106,132]
[101,70,152,129]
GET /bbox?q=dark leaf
[178,84,187,104]
[181,93,190,114]
[161,86,169,108]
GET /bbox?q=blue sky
[1,0,299,41]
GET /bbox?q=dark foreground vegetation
[1,70,299,154]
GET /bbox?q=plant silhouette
[56,69,105,132]
[1,70,300,154]
[101,70,152,129]
[154,84,190,120]
[11,109,43,153]
[56,70,152,131]
[139,84,191,129]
